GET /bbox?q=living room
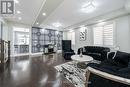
[0,0,130,87]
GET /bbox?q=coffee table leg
[85,71,91,87]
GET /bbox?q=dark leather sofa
[87,51,130,87]
[78,46,110,61]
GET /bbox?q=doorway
[13,27,30,56]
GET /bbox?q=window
[93,27,103,45]
[67,31,75,45]
[93,23,114,46]
[13,27,30,54]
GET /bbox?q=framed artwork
[80,29,86,41]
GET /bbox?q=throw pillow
[114,51,130,66]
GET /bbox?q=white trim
[11,53,30,57]
[87,67,130,85]
[10,52,43,57]
[30,52,43,55]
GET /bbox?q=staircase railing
[0,40,10,70]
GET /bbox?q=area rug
[54,61,87,87]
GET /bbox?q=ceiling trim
[63,8,128,30]
[32,0,47,26]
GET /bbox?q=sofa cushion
[88,62,130,79]
[87,53,102,61]
[87,53,101,56]
[114,51,130,67]
[108,52,116,59]
[84,46,105,53]
[101,59,125,68]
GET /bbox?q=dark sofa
[78,46,110,61]
[86,51,130,87]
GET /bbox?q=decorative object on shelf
[43,44,55,54]
[44,48,48,54]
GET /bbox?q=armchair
[62,40,75,60]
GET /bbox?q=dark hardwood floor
[0,53,75,87]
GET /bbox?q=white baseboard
[10,50,62,57]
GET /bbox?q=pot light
[36,22,39,25]
[52,22,62,27]
[17,11,21,14]
[42,13,46,16]
[81,0,96,13]
[14,0,19,4]
[18,17,22,20]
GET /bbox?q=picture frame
[79,29,86,41]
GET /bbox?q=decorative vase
[79,49,83,57]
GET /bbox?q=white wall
[64,15,130,53]
[74,26,93,52]
[115,16,130,52]
[0,17,9,41]
[63,31,67,40]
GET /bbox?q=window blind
[93,23,114,46]
[93,27,103,45]
[103,24,114,46]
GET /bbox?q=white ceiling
[4,0,45,25]
[3,0,127,29]
[34,0,64,27]
[40,0,127,29]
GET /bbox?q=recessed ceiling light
[14,0,19,4]
[16,11,21,14]
[18,17,22,20]
[81,1,96,13]
[52,22,62,27]
[42,13,46,16]
[36,22,39,25]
